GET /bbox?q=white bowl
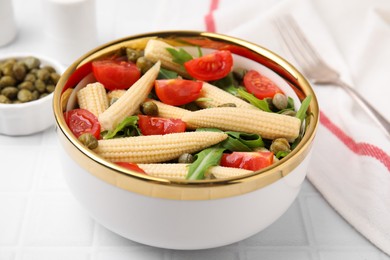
[53,31,319,250]
[0,53,65,136]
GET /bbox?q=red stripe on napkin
[320,111,390,172]
[205,0,219,32]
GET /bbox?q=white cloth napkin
[207,0,390,255]
[114,0,390,253]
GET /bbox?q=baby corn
[144,39,188,76]
[77,82,109,117]
[148,99,190,119]
[196,82,256,109]
[182,107,301,142]
[98,61,161,130]
[137,163,252,179]
[94,131,228,163]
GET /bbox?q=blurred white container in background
[0,0,18,46]
[42,0,98,65]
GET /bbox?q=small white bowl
[0,53,65,136]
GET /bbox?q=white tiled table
[1,128,389,260]
[1,0,389,259]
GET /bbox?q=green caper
[178,153,194,164]
[50,72,61,84]
[17,89,33,102]
[46,84,55,93]
[217,103,237,108]
[281,110,296,117]
[42,65,56,73]
[109,97,118,106]
[0,94,11,104]
[22,56,41,70]
[13,62,27,81]
[39,93,49,99]
[0,75,16,88]
[270,138,291,154]
[78,133,98,149]
[140,101,158,116]
[35,79,46,93]
[12,100,22,104]
[37,69,50,82]
[136,57,154,74]
[24,73,36,82]
[1,86,18,99]
[126,48,143,63]
[18,81,35,91]
[272,93,288,110]
[232,68,247,81]
[32,90,40,100]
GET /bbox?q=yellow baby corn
[196,83,256,109]
[144,39,188,76]
[94,131,228,163]
[182,107,301,142]
[98,61,161,130]
[148,99,190,119]
[137,163,252,179]
[76,82,109,117]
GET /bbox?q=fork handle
[335,79,390,138]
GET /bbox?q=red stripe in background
[205,0,219,32]
[320,111,390,172]
[204,0,390,172]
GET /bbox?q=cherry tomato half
[92,59,141,91]
[138,115,186,135]
[220,151,274,171]
[184,50,233,81]
[116,162,146,174]
[63,62,93,91]
[155,79,203,106]
[243,70,283,100]
[64,108,101,139]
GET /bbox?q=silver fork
[274,15,390,138]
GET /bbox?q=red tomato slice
[220,151,274,171]
[63,62,92,92]
[115,162,146,174]
[138,115,186,135]
[92,59,140,91]
[184,50,233,81]
[243,70,283,100]
[155,79,202,106]
[64,108,101,139]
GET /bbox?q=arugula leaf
[186,147,225,180]
[103,116,140,139]
[196,46,203,57]
[212,73,239,89]
[296,95,312,122]
[157,68,178,79]
[226,131,264,148]
[237,88,272,112]
[166,48,193,65]
[276,150,290,159]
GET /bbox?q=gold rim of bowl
[53,31,319,200]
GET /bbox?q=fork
[274,15,390,138]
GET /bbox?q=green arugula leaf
[296,95,312,122]
[276,150,290,159]
[166,47,193,65]
[186,147,225,180]
[196,46,203,57]
[226,131,264,148]
[237,88,272,112]
[103,116,140,139]
[157,68,178,79]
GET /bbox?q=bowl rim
[0,52,65,109]
[53,30,319,200]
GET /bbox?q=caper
[37,69,50,82]
[109,97,118,106]
[35,79,46,93]
[13,62,27,81]
[32,90,40,100]
[42,65,56,73]
[178,153,194,164]
[126,48,143,63]
[78,133,98,149]
[272,93,288,110]
[270,138,291,154]
[1,86,18,99]
[39,93,49,99]
[140,101,158,116]
[46,84,55,93]
[12,100,22,104]
[50,72,61,84]
[218,103,237,107]
[136,57,153,74]
[0,94,11,104]
[17,89,33,102]
[0,75,17,88]
[22,56,40,70]
[232,68,247,81]
[18,81,35,91]
[24,73,36,82]
[281,110,296,117]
